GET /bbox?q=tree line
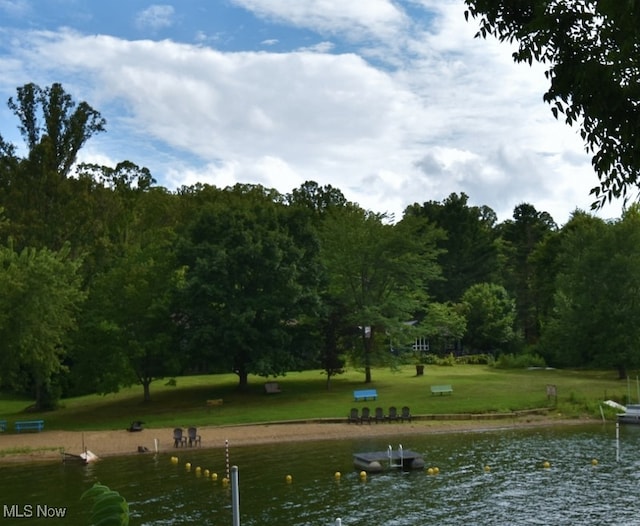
[0,83,638,410]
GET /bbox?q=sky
[0,0,624,225]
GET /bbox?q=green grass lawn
[0,365,632,432]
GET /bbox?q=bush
[493,353,546,369]
[455,354,492,365]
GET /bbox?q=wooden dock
[353,447,425,473]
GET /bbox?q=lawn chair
[173,428,187,447]
[348,408,360,423]
[188,426,201,447]
[387,406,399,422]
[360,407,372,424]
[400,406,412,422]
[374,407,385,423]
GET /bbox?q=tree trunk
[236,365,249,390]
[363,327,373,384]
[142,380,151,402]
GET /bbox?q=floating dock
[353,445,425,473]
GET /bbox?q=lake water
[1,423,639,525]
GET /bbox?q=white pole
[154,438,159,453]
[335,519,342,526]
[231,465,240,526]
[616,422,620,462]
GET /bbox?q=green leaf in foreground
[81,482,129,526]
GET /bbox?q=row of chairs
[348,406,411,424]
[173,427,201,447]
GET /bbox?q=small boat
[62,448,99,464]
[353,445,425,473]
[603,400,640,425]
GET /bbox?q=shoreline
[0,414,597,464]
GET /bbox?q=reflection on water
[1,423,640,525]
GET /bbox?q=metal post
[231,465,240,526]
[225,440,230,480]
[616,422,620,462]
[335,519,342,526]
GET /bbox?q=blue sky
[0,0,622,224]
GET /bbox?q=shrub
[493,353,546,369]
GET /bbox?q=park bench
[0,420,6,432]
[206,398,224,407]
[15,420,45,432]
[353,389,378,401]
[430,385,453,396]
[264,382,282,394]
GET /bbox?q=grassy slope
[0,366,631,431]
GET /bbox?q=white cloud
[135,5,175,32]
[231,0,408,42]
[0,0,626,225]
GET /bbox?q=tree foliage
[543,207,640,376]
[404,192,499,302]
[179,184,320,388]
[461,282,518,353]
[0,243,85,409]
[320,206,443,382]
[464,0,640,207]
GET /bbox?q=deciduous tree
[464,1,640,207]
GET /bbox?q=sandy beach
[0,414,589,463]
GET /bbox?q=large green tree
[0,83,106,251]
[542,207,640,377]
[80,239,181,402]
[179,184,320,389]
[320,206,442,383]
[498,203,557,346]
[464,0,640,207]
[70,167,180,401]
[0,243,85,409]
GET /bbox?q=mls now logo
[4,504,68,518]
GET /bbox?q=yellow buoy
[204,469,210,477]
[170,456,178,464]
[285,474,293,484]
[185,462,191,471]
[427,467,434,475]
[591,459,598,466]
[433,467,440,475]
[334,471,341,481]
[359,470,367,481]
[211,472,218,481]
[222,477,230,487]
[543,461,551,469]
[484,465,491,472]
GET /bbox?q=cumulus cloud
[0,0,623,224]
[230,0,409,43]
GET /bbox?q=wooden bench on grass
[264,382,282,394]
[354,389,378,401]
[0,420,6,432]
[430,385,453,396]
[15,420,45,432]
